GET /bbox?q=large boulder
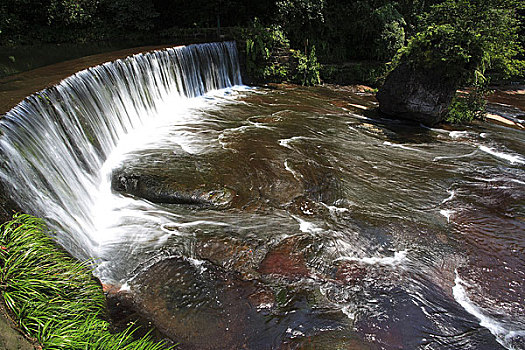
[377,62,457,126]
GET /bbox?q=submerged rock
[377,62,457,126]
[195,236,263,279]
[258,234,313,279]
[116,257,349,350]
[111,169,235,207]
[117,257,270,349]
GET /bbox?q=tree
[98,0,158,32]
[378,0,525,124]
[412,0,524,82]
[47,0,98,26]
[1,0,50,44]
[370,3,406,61]
[0,0,102,45]
[276,0,325,50]
[299,0,408,62]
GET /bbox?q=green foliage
[291,46,321,86]
[277,0,325,22]
[1,0,522,87]
[396,24,483,82]
[320,62,388,86]
[1,0,47,45]
[243,19,291,82]
[300,0,409,63]
[243,18,322,85]
[99,0,158,32]
[47,0,98,26]
[401,0,524,84]
[372,4,406,61]
[391,0,524,123]
[0,0,159,45]
[446,88,487,124]
[276,0,325,46]
[0,213,172,350]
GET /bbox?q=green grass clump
[0,213,172,350]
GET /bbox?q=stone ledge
[0,301,40,350]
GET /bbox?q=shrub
[291,46,321,86]
[243,19,290,82]
[446,87,488,124]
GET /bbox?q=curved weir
[0,42,242,262]
[0,42,524,349]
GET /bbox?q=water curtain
[0,41,242,260]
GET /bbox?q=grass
[0,213,172,350]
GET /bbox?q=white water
[440,189,456,204]
[440,209,454,223]
[0,42,242,269]
[383,141,426,153]
[453,272,525,350]
[335,250,408,267]
[279,136,312,150]
[479,145,525,165]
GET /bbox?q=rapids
[0,42,523,349]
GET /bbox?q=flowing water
[0,42,524,349]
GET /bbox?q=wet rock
[354,284,505,350]
[287,161,342,205]
[0,181,21,224]
[332,262,368,285]
[282,329,372,350]
[487,86,525,113]
[108,137,307,210]
[111,169,234,207]
[118,256,350,349]
[286,196,326,217]
[123,257,274,350]
[195,236,263,279]
[452,208,525,317]
[258,234,312,279]
[377,62,457,126]
[0,302,40,350]
[106,289,176,347]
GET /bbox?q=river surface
[94,84,523,350]
[0,44,523,349]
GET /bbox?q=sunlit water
[0,43,524,349]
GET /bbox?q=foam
[479,145,525,165]
[320,202,350,214]
[186,257,208,273]
[383,141,425,152]
[119,282,131,292]
[440,209,454,223]
[335,250,408,267]
[278,136,311,149]
[433,150,478,162]
[441,190,456,204]
[284,160,303,181]
[453,272,525,350]
[292,215,325,234]
[449,131,470,139]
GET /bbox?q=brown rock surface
[0,302,40,350]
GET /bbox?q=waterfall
[0,41,242,263]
